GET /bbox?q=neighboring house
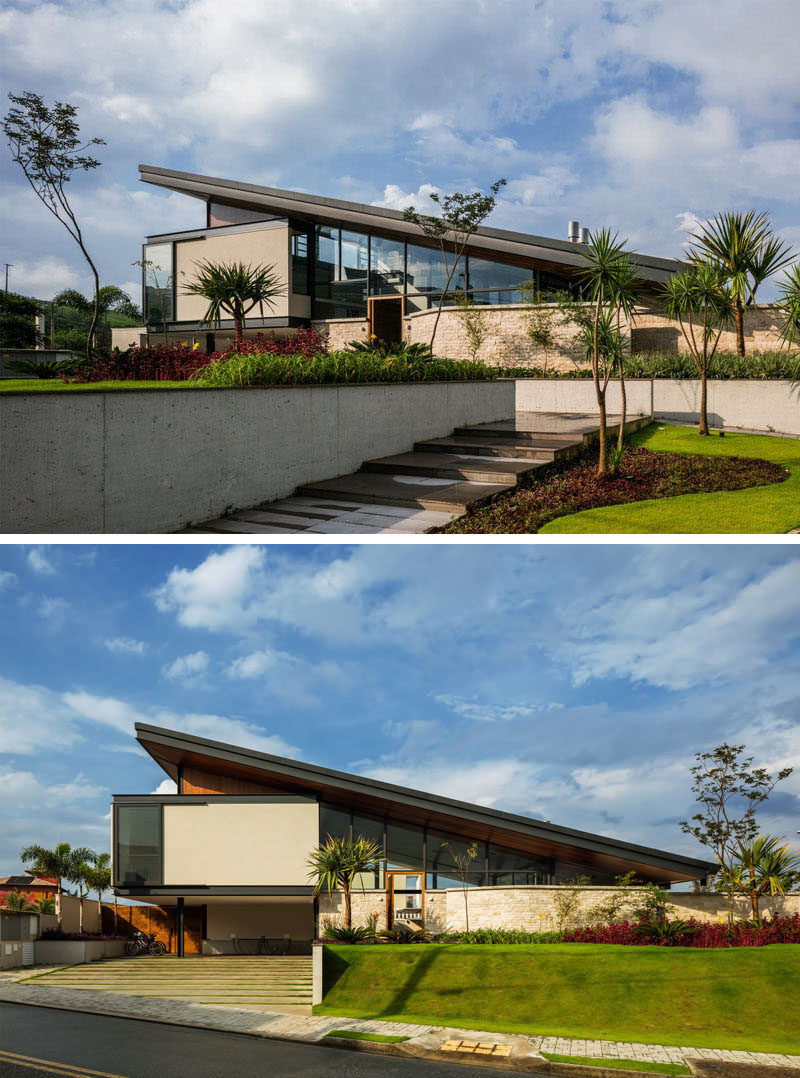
[113,723,716,955]
[0,875,58,906]
[136,164,680,353]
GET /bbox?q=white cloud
[0,678,78,755]
[162,650,209,682]
[105,637,147,656]
[434,693,558,722]
[152,778,177,795]
[365,757,539,809]
[228,647,287,679]
[559,558,800,692]
[4,258,83,301]
[0,571,18,591]
[27,547,56,576]
[152,546,266,631]
[373,183,440,212]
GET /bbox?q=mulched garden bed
[440,445,788,534]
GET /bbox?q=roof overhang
[134,723,715,884]
[138,165,680,286]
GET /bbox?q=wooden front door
[368,297,403,345]
[386,871,425,931]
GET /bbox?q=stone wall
[316,303,788,369]
[319,887,800,935]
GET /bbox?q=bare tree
[3,91,105,363]
[403,179,506,350]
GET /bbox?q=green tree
[0,291,42,348]
[726,834,800,922]
[519,283,558,374]
[85,853,111,925]
[452,290,488,362]
[3,91,105,362]
[32,896,56,915]
[687,210,794,357]
[679,744,793,918]
[570,230,641,478]
[66,850,97,935]
[403,179,506,350]
[775,263,800,379]
[20,841,77,915]
[307,835,381,930]
[182,259,284,350]
[662,262,734,435]
[440,839,478,932]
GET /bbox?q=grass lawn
[541,424,800,533]
[315,944,800,1055]
[324,1031,410,1043]
[540,1054,690,1075]
[0,379,197,391]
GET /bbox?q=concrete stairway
[191,411,651,534]
[27,955,313,1012]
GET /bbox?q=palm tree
[66,850,98,934]
[727,834,800,922]
[575,230,639,479]
[307,835,382,931]
[687,211,794,356]
[776,263,800,379]
[662,262,734,435]
[85,853,112,928]
[32,896,56,915]
[20,841,78,921]
[181,260,284,350]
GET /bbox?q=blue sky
[1,542,798,879]
[1,0,799,302]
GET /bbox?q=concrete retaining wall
[319,887,800,935]
[1,381,514,533]
[33,939,126,964]
[513,379,800,437]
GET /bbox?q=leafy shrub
[437,928,564,944]
[377,925,433,943]
[6,357,80,380]
[564,913,800,947]
[70,344,211,383]
[320,920,375,943]
[345,338,434,360]
[192,351,497,387]
[499,351,800,380]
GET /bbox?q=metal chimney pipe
[568,220,580,243]
[580,227,590,245]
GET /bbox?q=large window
[487,844,550,886]
[386,821,423,873]
[406,244,450,305]
[319,804,351,843]
[467,257,532,293]
[369,235,405,297]
[116,804,161,885]
[142,243,173,326]
[291,230,310,295]
[427,831,485,889]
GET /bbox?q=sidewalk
[2,968,799,1073]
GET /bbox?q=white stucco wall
[162,802,318,887]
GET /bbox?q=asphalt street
[0,1003,505,1077]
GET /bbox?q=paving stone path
[2,967,798,1071]
[186,412,650,535]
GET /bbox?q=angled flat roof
[138,165,680,286]
[134,723,715,884]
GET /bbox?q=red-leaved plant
[563,913,800,948]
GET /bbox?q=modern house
[113,723,716,955]
[131,165,681,353]
[0,874,57,906]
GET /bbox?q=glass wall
[116,804,161,885]
[291,230,309,295]
[369,235,405,297]
[309,232,572,319]
[318,803,555,890]
[143,243,173,326]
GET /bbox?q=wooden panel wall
[181,766,284,796]
[101,903,202,954]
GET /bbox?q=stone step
[297,472,510,513]
[362,451,546,485]
[413,436,576,462]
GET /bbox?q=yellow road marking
[0,1050,129,1078]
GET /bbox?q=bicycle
[125,930,166,956]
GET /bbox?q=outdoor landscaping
[315,942,800,1054]
[441,423,796,534]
